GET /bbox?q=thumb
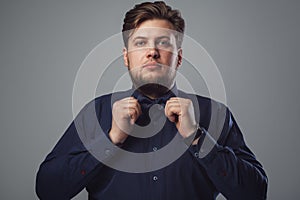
[167,114,178,123]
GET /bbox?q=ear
[176,48,183,69]
[123,47,129,68]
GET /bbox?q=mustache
[142,61,162,68]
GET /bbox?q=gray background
[0,0,299,199]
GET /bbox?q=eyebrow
[131,36,147,42]
[131,35,171,42]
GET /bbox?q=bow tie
[138,95,167,110]
[132,90,176,126]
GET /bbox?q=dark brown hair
[122,1,185,48]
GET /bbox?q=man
[36,1,268,199]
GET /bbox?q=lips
[143,62,161,69]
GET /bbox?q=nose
[146,46,160,59]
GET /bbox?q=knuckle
[128,109,136,116]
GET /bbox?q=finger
[128,99,142,117]
[113,97,135,110]
[165,102,181,122]
[135,101,142,117]
[115,98,140,119]
[118,96,138,104]
[127,104,142,124]
[165,105,181,117]
[168,97,182,103]
[168,97,190,106]
[167,114,177,123]
[165,102,175,122]
[167,98,192,113]
[127,108,138,124]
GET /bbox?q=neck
[135,84,172,99]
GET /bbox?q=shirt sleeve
[188,111,268,200]
[35,99,116,199]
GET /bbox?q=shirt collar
[131,84,178,106]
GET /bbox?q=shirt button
[194,152,199,158]
[153,146,158,151]
[158,104,164,110]
[104,149,111,156]
[153,176,158,181]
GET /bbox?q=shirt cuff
[188,127,222,163]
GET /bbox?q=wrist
[183,125,204,146]
[109,128,126,145]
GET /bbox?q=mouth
[142,62,162,70]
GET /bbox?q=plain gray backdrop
[1,0,299,199]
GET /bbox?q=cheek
[128,52,144,66]
[161,52,178,64]
[161,49,177,57]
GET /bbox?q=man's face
[123,19,182,89]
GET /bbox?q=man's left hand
[165,97,197,139]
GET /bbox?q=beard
[128,66,176,98]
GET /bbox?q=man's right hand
[109,97,142,144]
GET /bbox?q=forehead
[130,19,176,39]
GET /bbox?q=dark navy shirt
[36,87,267,200]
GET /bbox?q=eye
[157,39,171,47]
[134,40,146,47]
